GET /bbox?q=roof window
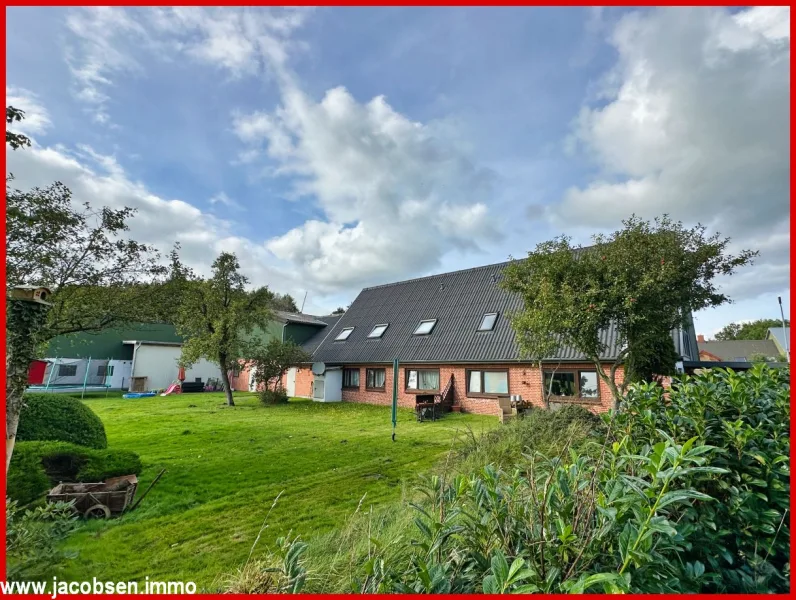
[335,327,354,341]
[413,319,437,335]
[368,324,389,338]
[478,312,498,331]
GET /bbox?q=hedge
[17,393,107,449]
[8,441,142,505]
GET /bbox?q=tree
[6,106,31,150]
[715,318,789,341]
[501,215,757,408]
[247,339,311,393]
[332,307,346,315]
[271,293,299,313]
[5,107,167,471]
[172,252,274,406]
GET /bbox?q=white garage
[124,340,222,391]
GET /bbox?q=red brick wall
[293,368,313,397]
[338,363,622,416]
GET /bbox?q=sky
[5,6,790,339]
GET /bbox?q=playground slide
[160,382,181,396]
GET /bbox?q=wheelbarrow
[47,475,138,519]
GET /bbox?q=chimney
[697,334,705,343]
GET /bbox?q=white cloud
[5,135,323,310]
[209,192,243,211]
[552,6,790,302]
[5,86,52,136]
[234,82,500,292]
[64,7,147,124]
[62,7,311,125]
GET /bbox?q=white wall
[132,345,221,391]
[107,360,133,390]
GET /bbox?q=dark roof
[310,261,630,364]
[300,315,342,354]
[273,311,330,326]
[698,339,781,362]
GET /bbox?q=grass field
[55,392,496,589]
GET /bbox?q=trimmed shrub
[259,388,289,405]
[8,441,142,505]
[17,393,107,449]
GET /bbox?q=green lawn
[56,393,496,588]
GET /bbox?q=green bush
[614,364,790,592]
[453,403,604,472]
[8,441,142,505]
[6,498,78,580]
[259,388,289,405]
[302,435,721,593]
[17,393,107,449]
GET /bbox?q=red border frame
[1,2,793,598]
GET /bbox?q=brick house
[305,261,699,417]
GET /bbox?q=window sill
[365,387,386,392]
[466,393,509,399]
[405,389,440,394]
[342,386,360,390]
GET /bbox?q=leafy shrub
[6,498,78,580]
[259,388,289,405]
[305,435,720,593]
[8,441,143,505]
[17,393,107,449]
[614,364,790,592]
[453,403,604,472]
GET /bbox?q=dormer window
[413,319,437,335]
[368,324,389,338]
[335,327,354,341]
[478,312,498,331]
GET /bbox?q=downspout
[130,342,141,391]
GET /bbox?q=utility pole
[778,296,790,363]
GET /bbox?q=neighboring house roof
[272,311,331,326]
[766,327,790,354]
[300,315,342,354]
[310,261,697,365]
[697,339,780,362]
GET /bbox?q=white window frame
[368,324,389,338]
[413,319,437,335]
[335,327,354,341]
[478,312,499,331]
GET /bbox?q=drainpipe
[130,342,141,391]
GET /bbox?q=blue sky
[6,6,790,337]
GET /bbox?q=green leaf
[483,575,499,595]
[657,489,713,510]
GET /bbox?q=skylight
[335,327,354,341]
[413,319,437,335]
[368,324,389,338]
[478,312,498,331]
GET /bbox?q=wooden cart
[47,475,138,519]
